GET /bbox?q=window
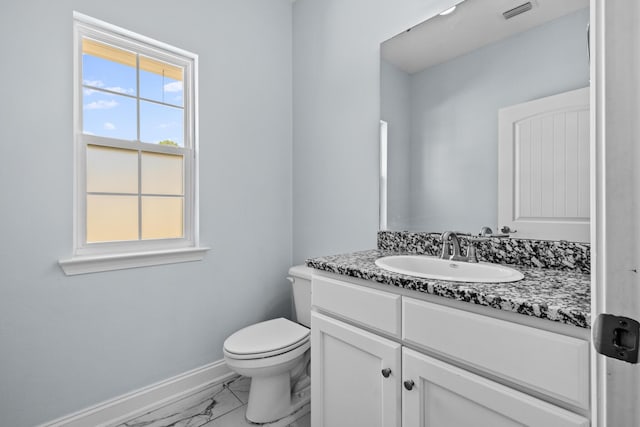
[60,13,207,275]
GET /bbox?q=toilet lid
[224,318,310,357]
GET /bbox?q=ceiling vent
[503,2,533,20]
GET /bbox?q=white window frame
[59,12,208,275]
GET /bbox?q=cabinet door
[402,348,589,427]
[311,311,401,427]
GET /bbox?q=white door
[592,0,640,426]
[498,87,590,242]
[402,348,589,427]
[311,312,401,427]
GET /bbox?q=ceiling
[381,0,589,74]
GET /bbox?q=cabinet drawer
[312,275,401,337]
[402,297,590,409]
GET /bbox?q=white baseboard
[39,359,235,427]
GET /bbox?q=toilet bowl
[224,317,310,423]
[223,265,313,424]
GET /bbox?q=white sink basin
[375,255,524,283]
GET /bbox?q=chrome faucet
[441,231,488,263]
[440,231,466,261]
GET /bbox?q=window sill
[58,247,210,276]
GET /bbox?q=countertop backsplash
[377,231,590,274]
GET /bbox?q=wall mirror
[380,0,590,241]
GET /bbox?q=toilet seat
[223,318,310,360]
[225,340,310,370]
[224,335,310,360]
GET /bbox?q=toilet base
[245,372,289,422]
[245,371,311,424]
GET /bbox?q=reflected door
[498,87,590,241]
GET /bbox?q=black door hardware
[593,313,639,364]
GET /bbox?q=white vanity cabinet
[311,273,590,427]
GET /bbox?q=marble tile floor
[113,376,310,427]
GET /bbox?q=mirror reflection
[380,0,589,238]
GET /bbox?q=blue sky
[82,54,184,146]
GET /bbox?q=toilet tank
[288,265,314,328]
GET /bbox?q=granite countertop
[306,249,591,329]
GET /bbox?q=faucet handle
[466,241,480,263]
[465,237,489,263]
[479,226,493,236]
[500,225,517,234]
[477,225,514,238]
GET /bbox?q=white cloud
[164,81,183,93]
[83,79,105,88]
[106,86,135,95]
[83,80,104,96]
[103,122,116,130]
[82,80,134,96]
[84,99,118,110]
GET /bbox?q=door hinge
[593,313,639,364]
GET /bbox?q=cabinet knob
[381,368,392,378]
[403,380,415,390]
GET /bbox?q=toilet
[223,265,313,424]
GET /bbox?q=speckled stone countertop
[306,249,591,329]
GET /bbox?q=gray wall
[407,8,590,232]
[292,0,455,263]
[0,1,292,426]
